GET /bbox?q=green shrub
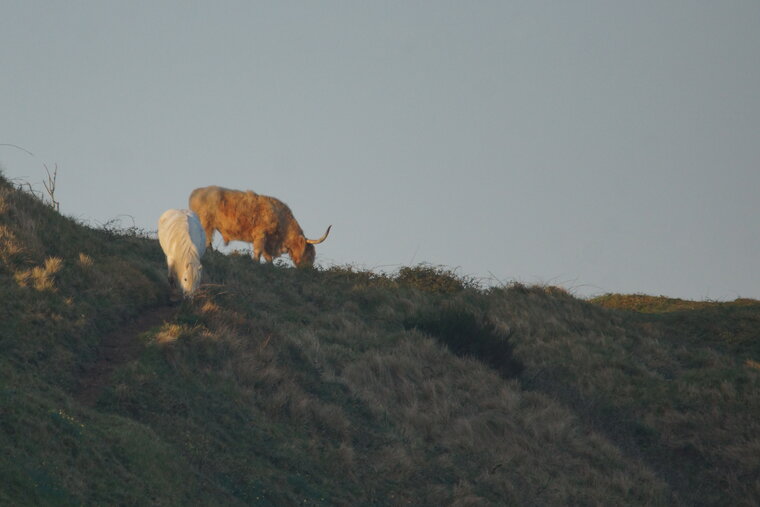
[395,264,479,293]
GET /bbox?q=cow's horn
[306,225,332,244]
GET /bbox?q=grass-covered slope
[0,174,206,504]
[1,173,758,505]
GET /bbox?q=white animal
[157,209,207,298]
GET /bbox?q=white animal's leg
[166,257,176,287]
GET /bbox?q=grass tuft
[14,256,63,291]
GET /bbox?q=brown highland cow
[188,185,331,267]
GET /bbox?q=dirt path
[76,303,178,407]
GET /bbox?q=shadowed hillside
[1,172,758,505]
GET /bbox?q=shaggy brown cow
[188,185,331,267]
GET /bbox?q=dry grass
[77,252,94,268]
[340,334,666,504]
[14,256,63,291]
[592,292,760,314]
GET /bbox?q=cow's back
[189,185,277,241]
[189,186,225,222]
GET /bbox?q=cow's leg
[204,225,215,248]
[252,236,266,263]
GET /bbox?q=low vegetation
[1,171,757,505]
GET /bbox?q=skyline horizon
[2,2,758,301]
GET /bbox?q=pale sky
[2,1,759,300]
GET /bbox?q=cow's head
[291,225,331,268]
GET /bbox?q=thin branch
[42,163,59,212]
[9,177,43,199]
[0,143,35,157]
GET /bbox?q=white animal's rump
[158,209,206,297]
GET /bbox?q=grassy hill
[1,172,758,505]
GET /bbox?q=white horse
[158,209,206,298]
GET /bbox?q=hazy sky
[2,1,759,300]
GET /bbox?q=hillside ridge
[1,173,758,505]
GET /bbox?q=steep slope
[100,258,674,505]
[0,174,215,504]
[1,173,757,505]
[75,304,178,406]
